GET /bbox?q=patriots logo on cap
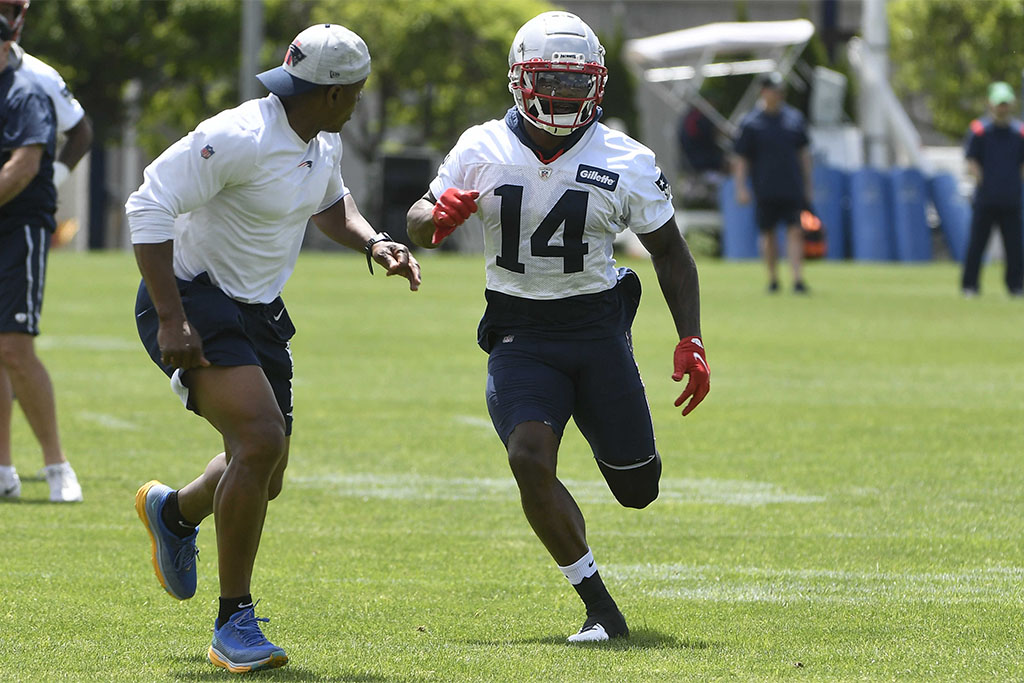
[200,145,215,159]
[285,42,306,66]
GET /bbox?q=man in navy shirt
[732,72,813,293]
[961,81,1024,297]
[0,13,81,503]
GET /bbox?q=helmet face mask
[0,0,29,42]
[508,12,607,136]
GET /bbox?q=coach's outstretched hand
[371,241,422,291]
[431,188,480,245]
[672,336,710,416]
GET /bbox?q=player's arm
[800,146,813,205]
[312,193,421,290]
[407,192,438,249]
[133,241,208,370]
[57,114,92,174]
[0,144,42,206]
[637,218,709,416]
[731,153,751,204]
[407,187,480,249]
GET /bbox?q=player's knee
[0,335,34,373]
[230,417,287,473]
[599,455,661,509]
[507,424,557,487]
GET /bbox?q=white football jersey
[126,94,348,304]
[430,118,673,300]
[13,45,85,134]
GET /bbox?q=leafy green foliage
[889,0,1024,140]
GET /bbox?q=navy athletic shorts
[135,273,295,435]
[485,332,658,469]
[755,198,803,233]
[0,224,50,335]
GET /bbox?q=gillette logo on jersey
[576,164,619,190]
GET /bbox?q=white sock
[558,548,598,586]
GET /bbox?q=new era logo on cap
[257,24,371,97]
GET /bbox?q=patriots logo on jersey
[297,160,313,169]
[654,171,671,200]
[576,164,619,190]
[286,42,306,66]
[200,145,215,159]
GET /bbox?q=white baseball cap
[257,24,371,96]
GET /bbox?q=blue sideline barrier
[812,165,848,260]
[928,173,969,262]
[849,168,895,261]
[889,167,932,262]
[719,178,759,259]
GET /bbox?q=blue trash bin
[812,164,848,259]
[928,172,970,262]
[719,178,759,259]
[849,168,895,261]
[889,167,932,262]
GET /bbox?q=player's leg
[187,364,288,672]
[756,201,780,291]
[786,223,806,293]
[962,206,994,295]
[996,207,1023,294]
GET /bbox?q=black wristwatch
[364,232,392,274]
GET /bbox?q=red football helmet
[0,0,28,42]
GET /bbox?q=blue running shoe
[208,605,288,673]
[134,480,199,600]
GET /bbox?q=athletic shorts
[755,198,803,233]
[135,273,295,435]
[0,224,50,335]
[485,333,657,469]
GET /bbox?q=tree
[308,0,552,163]
[889,0,1024,140]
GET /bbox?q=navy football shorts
[485,333,658,469]
[135,273,295,435]
[755,198,803,233]
[0,224,50,335]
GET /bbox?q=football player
[0,5,83,503]
[0,0,92,188]
[407,11,709,643]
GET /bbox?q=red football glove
[672,336,710,416]
[431,188,480,245]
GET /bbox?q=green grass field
[2,250,1023,681]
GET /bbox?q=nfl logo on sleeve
[200,145,216,159]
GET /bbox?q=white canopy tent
[623,19,815,139]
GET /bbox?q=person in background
[961,81,1024,298]
[732,72,813,294]
[0,13,81,503]
[0,0,90,501]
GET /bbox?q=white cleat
[0,465,20,499]
[44,462,82,502]
[567,622,610,643]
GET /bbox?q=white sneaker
[44,462,82,502]
[567,622,610,643]
[0,465,20,499]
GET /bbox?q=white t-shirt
[13,45,85,134]
[429,118,674,301]
[125,94,349,304]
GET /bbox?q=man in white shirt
[407,11,709,643]
[126,24,420,674]
[0,0,90,503]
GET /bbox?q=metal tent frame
[623,19,815,139]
